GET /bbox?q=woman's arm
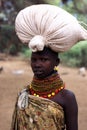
[64,90,78,130]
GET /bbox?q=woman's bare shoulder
[61,89,76,98]
[60,88,78,108]
[52,88,78,108]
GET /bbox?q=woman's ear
[56,58,60,66]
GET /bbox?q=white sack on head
[15,4,87,52]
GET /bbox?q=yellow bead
[34,93,36,96]
[36,95,39,97]
[30,85,32,88]
[48,94,51,97]
[61,86,63,89]
[52,92,55,96]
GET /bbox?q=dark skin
[30,47,78,130]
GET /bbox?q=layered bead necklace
[29,73,65,99]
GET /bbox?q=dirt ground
[0,55,87,130]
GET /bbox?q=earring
[54,66,58,71]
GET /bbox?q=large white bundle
[15,4,87,52]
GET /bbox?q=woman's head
[31,47,60,79]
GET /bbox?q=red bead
[43,95,48,98]
[55,89,59,93]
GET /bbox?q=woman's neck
[29,72,65,99]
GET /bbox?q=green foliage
[11,0,29,11]
[21,46,32,58]
[60,41,87,67]
[46,0,60,5]
[57,0,87,25]
[0,25,22,55]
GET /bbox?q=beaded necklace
[29,73,65,99]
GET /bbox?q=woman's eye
[41,58,48,62]
[31,58,36,62]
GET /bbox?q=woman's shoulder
[17,85,29,95]
[60,89,78,108]
[15,86,29,110]
[60,88,77,104]
[52,88,77,108]
[61,88,76,98]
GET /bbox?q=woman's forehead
[31,47,58,57]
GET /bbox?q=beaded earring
[54,66,58,71]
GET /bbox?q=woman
[11,47,78,130]
[11,4,87,130]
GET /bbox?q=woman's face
[31,49,59,79]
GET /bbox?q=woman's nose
[35,60,42,67]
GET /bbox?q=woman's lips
[33,69,44,75]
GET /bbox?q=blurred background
[0,1,87,130]
[0,0,87,67]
